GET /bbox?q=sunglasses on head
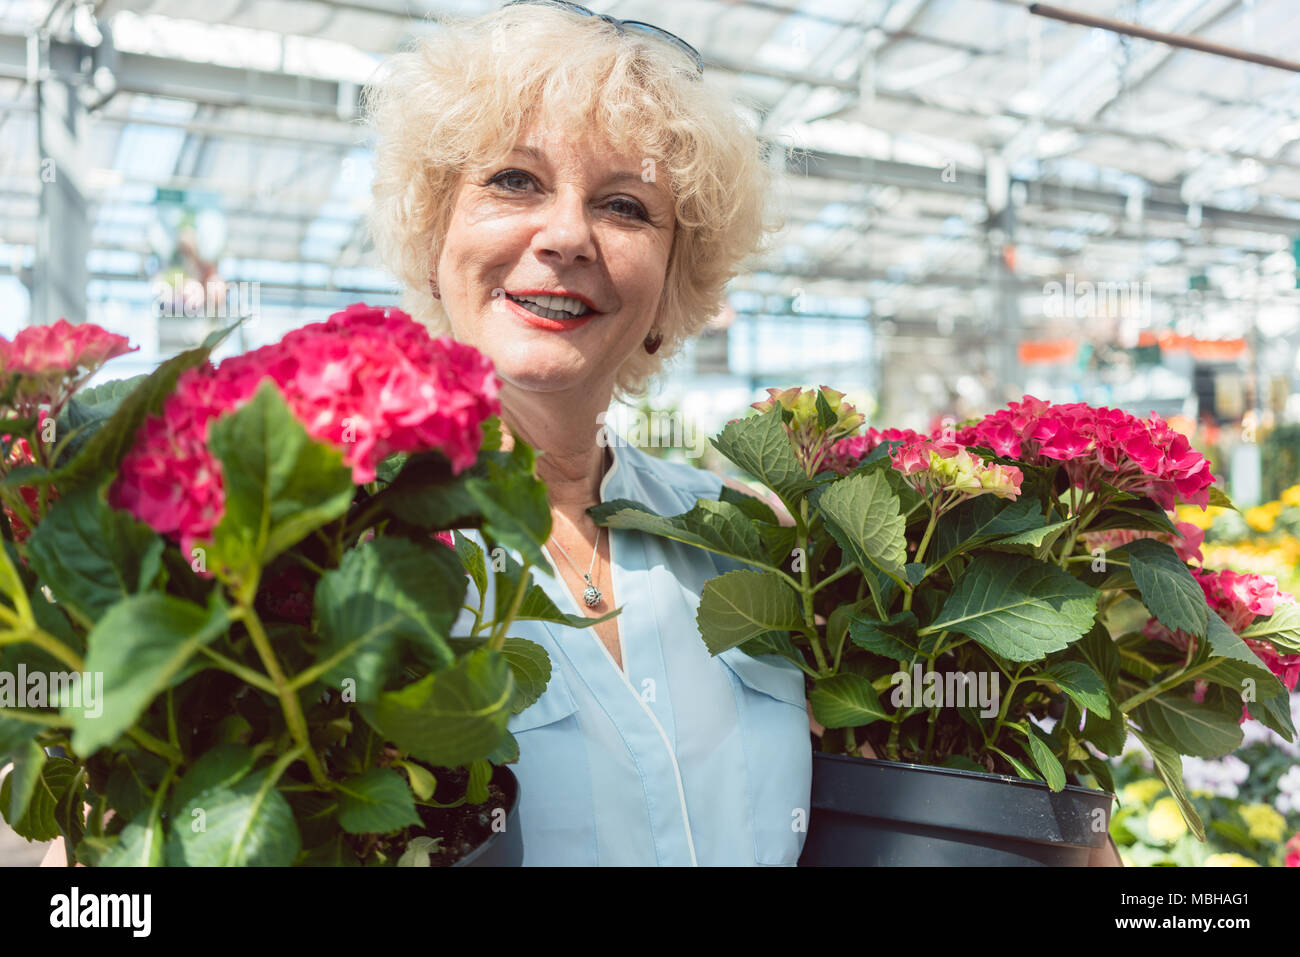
[502,0,704,78]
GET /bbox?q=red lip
[507,288,603,313]
[505,296,595,332]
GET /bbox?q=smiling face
[434,120,676,397]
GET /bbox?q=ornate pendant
[582,573,602,607]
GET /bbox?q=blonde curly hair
[363,3,780,400]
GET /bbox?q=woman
[364,0,812,866]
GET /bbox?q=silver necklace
[549,520,603,607]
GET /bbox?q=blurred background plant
[1109,691,1300,866]
[1180,484,1300,594]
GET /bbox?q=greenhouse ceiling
[0,0,1297,342]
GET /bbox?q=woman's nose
[533,187,597,265]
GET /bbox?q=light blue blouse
[454,427,812,866]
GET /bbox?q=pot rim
[813,750,1116,801]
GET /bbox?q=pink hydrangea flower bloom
[955,395,1216,510]
[0,318,137,415]
[110,304,500,560]
[1147,569,1300,721]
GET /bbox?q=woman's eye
[490,170,534,191]
[609,198,649,221]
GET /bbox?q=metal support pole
[33,71,89,326]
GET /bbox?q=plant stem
[126,726,184,765]
[922,705,938,762]
[1,627,85,672]
[235,604,329,787]
[797,498,829,675]
[166,688,179,751]
[197,645,278,694]
[1118,660,1218,712]
[488,558,532,653]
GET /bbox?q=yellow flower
[1244,505,1277,532]
[1176,505,1224,530]
[1239,803,1286,843]
[1281,485,1300,507]
[1121,778,1166,807]
[1203,853,1260,867]
[1147,797,1188,843]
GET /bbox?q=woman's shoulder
[610,441,726,506]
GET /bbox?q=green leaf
[71,592,231,756]
[168,744,257,818]
[1206,486,1236,510]
[1083,693,1129,755]
[1119,539,1207,638]
[167,765,302,866]
[466,758,491,804]
[809,673,888,729]
[100,808,165,867]
[25,481,165,622]
[313,536,464,701]
[396,761,436,801]
[0,709,44,769]
[1082,755,1116,794]
[379,450,483,530]
[50,326,238,491]
[695,569,803,655]
[501,637,551,714]
[739,629,805,669]
[589,497,768,567]
[1202,612,1283,684]
[1240,601,1300,653]
[816,469,907,580]
[989,746,1041,781]
[923,554,1099,662]
[718,484,778,525]
[454,531,487,598]
[930,496,1049,566]
[1134,692,1243,758]
[1069,621,1121,688]
[1039,661,1110,717]
[1198,656,1284,704]
[1131,728,1205,841]
[4,739,46,826]
[335,769,421,835]
[1251,688,1297,740]
[1023,725,1066,792]
[464,445,552,569]
[360,647,514,769]
[0,756,79,841]
[1088,501,1180,535]
[847,610,919,660]
[105,751,170,822]
[710,406,814,503]
[205,380,356,582]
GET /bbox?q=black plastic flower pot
[799,752,1114,866]
[452,763,523,867]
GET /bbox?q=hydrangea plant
[0,305,600,866]
[592,386,1299,839]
